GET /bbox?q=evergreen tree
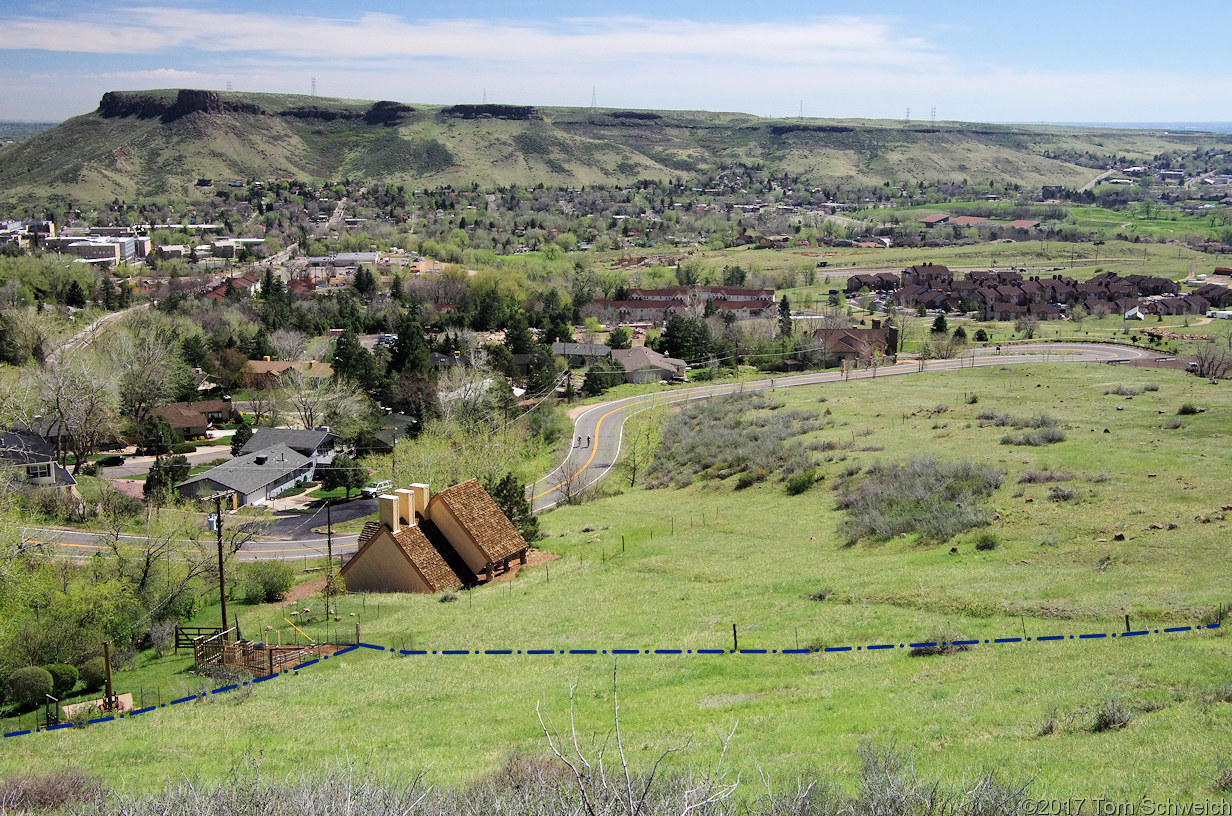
[931,314,949,335]
[505,312,535,355]
[486,472,540,542]
[387,316,431,376]
[230,417,253,457]
[353,265,377,298]
[778,295,793,339]
[64,280,87,309]
[319,458,370,499]
[607,325,631,350]
[332,329,374,383]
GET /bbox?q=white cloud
[0,8,1225,121]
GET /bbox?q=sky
[1,0,1229,124]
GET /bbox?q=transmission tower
[483,88,487,103]
[311,76,317,96]
[905,107,910,124]
[226,80,232,92]
[799,100,803,122]
[591,86,597,108]
[930,106,937,123]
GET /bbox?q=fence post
[355,622,360,645]
[732,624,738,652]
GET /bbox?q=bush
[909,630,974,657]
[785,469,817,495]
[836,454,1003,544]
[241,561,295,604]
[1179,403,1201,415]
[974,533,998,551]
[80,656,107,692]
[973,328,989,342]
[7,666,53,709]
[1105,384,1141,396]
[1092,697,1132,732]
[735,472,759,490]
[1018,469,1075,484]
[170,443,197,454]
[1001,427,1066,446]
[44,663,78,697]
[0,769,105,812]
[1048,486,1078,502]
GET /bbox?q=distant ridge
[0,88,1228,205]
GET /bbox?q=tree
[318,458,369,500]
[778,295,793,339]
[230,418,253,457]
[1192,340,1232,379]
[485,472,539,541]
[135,415,177,456]
[112,322,191,427]
[353,265,377,298]
[931,314,949,335]
[64,280,87,309]
[951,326,968,345]
[620,406,663,488]
[607,325,631,350]
[504,313,535,355]
[332,329,375,385]
[1014,315,1040,340]
[144,454,190,504]
[387,317,430,376]
[581,359,626,397]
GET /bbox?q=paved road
[528,342,1154,511]
[20,521,362,564]
[29,342,1152,560]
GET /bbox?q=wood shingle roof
[430,479,527,564]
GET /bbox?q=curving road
[528,343,1154,511]
[26,343,1153,560]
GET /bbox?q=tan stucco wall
[429,503,488,573]
[341,534,429,593]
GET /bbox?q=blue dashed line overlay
[2,624,1219,740]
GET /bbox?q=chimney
[394,488,415,528]
[263,355,271,362]
[378,494,400,534]
[409,483,430,520]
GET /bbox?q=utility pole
[211,494,229,639]
[325,500,334,615]
[103,641,114,708]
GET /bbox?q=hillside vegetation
[2,88,1229,205]
[3,364,1232,802]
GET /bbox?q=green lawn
[4,364,1232,801]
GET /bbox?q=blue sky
[2,1,1228,123]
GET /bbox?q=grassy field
[4,363,1232,801]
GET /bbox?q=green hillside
[2,88,1230,205]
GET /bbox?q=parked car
[360,479,394,499]
[97,455,126,467]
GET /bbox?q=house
[342,488,466,593]
[551,342,612,367]
[152,398,236,439]
[176,443,311,507]
[341,480,529,592]
[610,347,687,383]
[813,320,898,365]
[241,359,334,388]
[239,427,338,478]
[0,430,77,490]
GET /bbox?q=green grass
[5,364,1232,800]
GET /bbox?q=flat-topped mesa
[97,89,265,121]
